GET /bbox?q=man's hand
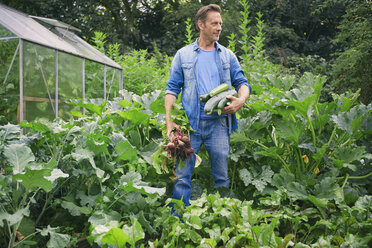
[222,85,250,114]
[166,121,180,140]
[222,95,245,114]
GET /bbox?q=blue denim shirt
[166,39,251,134]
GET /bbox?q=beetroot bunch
[164,129,195,161]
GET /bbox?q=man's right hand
[166,121,180,140]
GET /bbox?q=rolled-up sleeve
[166,51,184,98]
[229,51,252,94]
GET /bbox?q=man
[165,4,251,208]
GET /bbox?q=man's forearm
[165,93,177,124]
[237,84,250,102]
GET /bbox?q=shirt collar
[193,38,222,52]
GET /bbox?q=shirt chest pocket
[222,63,231,83]
[182,63,194,86]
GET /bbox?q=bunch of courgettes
[200,83,237,115]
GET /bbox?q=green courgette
[199,93,210,102]
[204,89,237,115]
[199,83,229,102]
[209,83,229,97]
[217,91,238,115]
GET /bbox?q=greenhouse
[0,4,123,124]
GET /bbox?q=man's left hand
[222,95,246,114]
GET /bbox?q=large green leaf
[88,210,121,226]
[331,105,370,135]
[87,133,109,155]
[184,213,202,230]
[286,182,308,200]
[71,148,104,178]
[239,166,274,192]
[4,144,35,174]
[101,227,129,247]
[13,168,53,192]
[69,100,107,116]
[44,169,69,182]
[274,119,304,145]
[0,123,20,141]
[353,195,372,214]
[150,98,166,114]
[115,141,137,163]
[123,218,145,246]
[47,232,71,248]
[39,225,71,248]
[61,201,82,216]
[288,96,315,120]
[121,181,165,197]
[117,109,149,125]
[0,207,30,227]
[331,146,369,170]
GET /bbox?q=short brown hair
[195,4,221,31]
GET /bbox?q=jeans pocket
[219,117,228,129]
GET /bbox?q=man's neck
[198,37,216,51]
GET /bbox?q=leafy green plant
[184,18,194,45]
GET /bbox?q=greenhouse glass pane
[106,66,120,100]
[23,41,55,122]
[85,59,104,99]
[0,24,16,39]
[0,38,19,124]
[58,52,82,119]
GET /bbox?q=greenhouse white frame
[0,4,123,122]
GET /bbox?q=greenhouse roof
[0,4,122,69]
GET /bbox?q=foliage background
[0,0,371,247]
[1,0,371,103]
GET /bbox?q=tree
[331,0,372,104]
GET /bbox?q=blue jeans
[172,117,230,206]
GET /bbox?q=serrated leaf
[314,177,344,203]
[331,105,370,135]
[274,119,304,145]
[13,168,53,192]
[0,207,29,227]
[354,195,372,212]
[4,144,35,174]
[331,146,367,164]
[121,181,165,197]
[61,201,82,216]
[44,169,69,182]
[239,166,274,192]
[286,182,308,200]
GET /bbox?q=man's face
[199,11,223,43]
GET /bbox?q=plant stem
[108,192,127,209]
[341,174,349,189]
[13,230,40,247]
[248,138,290,172]
[308,117,317,147]
[337,171,372,181]
[35,192,52,226]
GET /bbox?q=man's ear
[197,20,204,31]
